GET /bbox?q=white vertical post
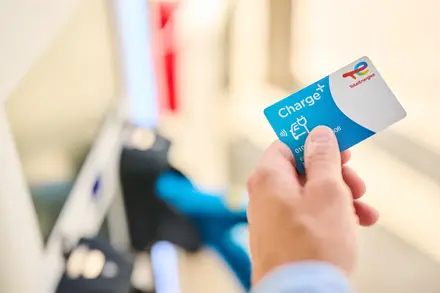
[151,241,181,293]
[113,0,159,128]
[0,107,43,293]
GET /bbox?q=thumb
[304,126,342,181]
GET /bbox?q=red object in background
[151,1,179,113]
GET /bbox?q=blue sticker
[92,176,101,199]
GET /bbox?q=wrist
[252,261,351,293]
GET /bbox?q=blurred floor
[178,249,242,293]
[132,248,243,293]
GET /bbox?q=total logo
[342,61,376,88]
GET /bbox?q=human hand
[247,126,379,284]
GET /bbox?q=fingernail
[305,127,333,156]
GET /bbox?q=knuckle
[305,145,331,162]
[307,177,346,199]
[245,205,252,223]
[304,149,339,171]
[247,167,276,193]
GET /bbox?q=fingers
[304,126,342,182]
[354,201,380,226]
[247,141,302,225]
[259,140,295,168]
[341,150,351,165]
[342,166,366,199]
[298,149,351,186]
[248,140,301,197]
[341,166,379,226]
[256,140,298,178]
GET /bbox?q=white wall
[291,0,440,152]
[5,0,118,183]
[0,0,80,102]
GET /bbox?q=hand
[247,126,379,284]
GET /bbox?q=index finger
[247,140,301,199]
[341,150,351,165]
[258,140,297,174]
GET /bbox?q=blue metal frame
[157,171,251,291]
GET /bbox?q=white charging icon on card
[290,116,310,140]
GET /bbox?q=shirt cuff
[252,261,351,293]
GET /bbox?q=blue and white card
[264,56,406,173]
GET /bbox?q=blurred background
[1,0,440,293]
